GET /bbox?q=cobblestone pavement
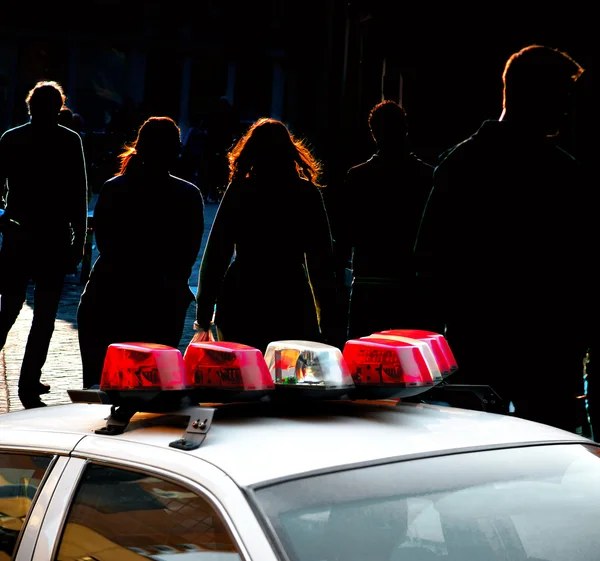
[0,202,218,413]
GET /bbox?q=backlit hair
[502,44,584,110]
[368,100,408,142]
[227,118,322,187]
[25,80,66,116]
[117,116,181,175]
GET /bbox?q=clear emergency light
[100,342,187,391]
[264,340,355,398]
[342,337,437,399]
[376,329,458,376]
[183,341,275,401]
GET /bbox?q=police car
[1,331,599,561]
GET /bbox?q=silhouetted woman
[77,116,204,388]
[195,118,338,352]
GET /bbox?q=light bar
[376,329,458,376]
[342,337,436,399]
[364,334,443,382]
[100,343,187,391]
[264,340,355,398]
[183,341,274,400]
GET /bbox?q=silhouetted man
[0,80,88,409]
[415,45,594,433]
[336,100,433,339]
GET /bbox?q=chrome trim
[32,457,87,561]
[15,455,66,561]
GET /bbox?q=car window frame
[48,458,248,561]
[30,435,280,561]
[0,448,60,561]
[243,441,600,561]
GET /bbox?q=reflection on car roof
[0,400,589,486]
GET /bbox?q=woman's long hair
[227,118,322,187]
[116,116,181,175]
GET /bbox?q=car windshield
[253,443,600,561]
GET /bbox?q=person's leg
[0,244,31,351]
[0,274,29,351]
[77,296,112,389]
[18,268,65,402]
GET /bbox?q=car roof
[0,400,592,486]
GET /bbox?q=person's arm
[69,134,89,267]
[304,185,341,345]
[195,184,236,330]
[334,169,358,283]
[92,180,117,257]
[0,133,8,209]
[182,186,205,277]
[413,162,450,334]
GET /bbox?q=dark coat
[335,150,433,337]
[415,119,596,430]
[77,169,204,386]
[195,172,337,352]
[338,150,433,279]
[0,122,88,253]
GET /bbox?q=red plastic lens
[343,338,435,387]
[183,341,274,391]
[377,329,458,376]
[100,343,186,391]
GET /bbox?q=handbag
[191,321,224,343]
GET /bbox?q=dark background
[0,0,593,184]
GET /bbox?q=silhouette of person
[58,107,75,130]
[195,118,339,353]
[570,69,596,439]
[414,45,594,432]
[58,107,85,137]
[179,112,207,185]
[0,80,88,408]
[336,100,433,339]
[77,117,204,388]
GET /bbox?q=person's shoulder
[438,135,474,164]
[168,174,205,203]
[437,120,498,169]
[1,123,29,141]
[549,144,586,185]
[433,133,481,182]
[554,144,581,167]
[346,154,378,176]
[168,174,202,192]
[57,124,83,141]
[298,176,323,193]
[408,152,435,172]
[100,174,124,194]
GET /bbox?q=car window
[253,444,600,561]
[54,463,242,560]
[0,452,53,561]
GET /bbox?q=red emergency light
[364,335,443,383]
[376,329,458,376]
[100,342,187,391]
[183,341,275,401]
[342,337,437,399]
